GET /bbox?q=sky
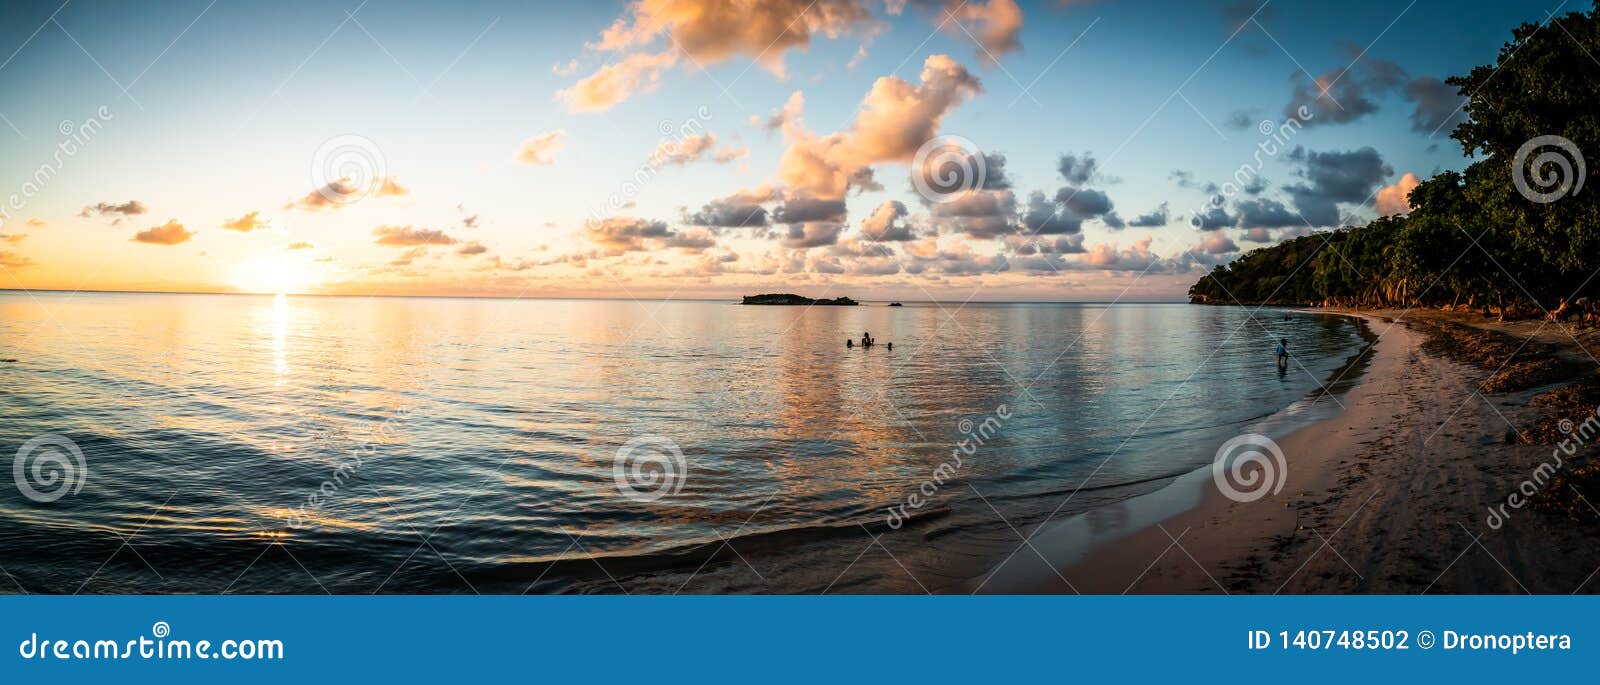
[0,0,1562,301]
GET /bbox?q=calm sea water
[0,292,1367,594]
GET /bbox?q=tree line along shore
[1189,7,1600,324]
[1189,8,1600,527]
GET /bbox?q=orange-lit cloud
[773,55,981,199]
[373,225,457,246]
[946,0,1025,64]
[80,200,147,219]
[558,52,677,112]
[222,210,269,232]
[563,0,879,111]
[1376,172,1421,216]
[133,220,193,245]
[652,133,747,165]
[1,233,27,244]
[286,177,408,211]
[515,130,567,165]
[286,241,314,250]
[456,242,489,256]
[26,218,46,228]
[0,250,33,268]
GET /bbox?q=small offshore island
[741,293,859,306]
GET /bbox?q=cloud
[1057,152,1098,185]
[0,250,33,268]
[557,51,678,113]
[515,130,567,165]
[1284,146,1393,226]
[1190,204,1236,230]
[286,241,314,250]
[1077,236,1163,271]
[1226,109,1260,130]
[583,216,707,254]
[1015,191,1075,235]
[1,233,26,244]
[945,0,1024,65]
[685,190,772,228]
[132,220,193,245]
[26,218,47,228]
[1195,232,1239,255]
[286,177,408,211]
[901,238,1010,275]
[1376,171,1422,216]
[81,200,146,219]
[781,222,845,248]
[222,211,269,232]
[775,54,982,199]
[456,242,489,256]
[564,0,877,111]
[1284,68,1380,127]
[1129,202,1170,227]
[1402,77,1467,133]
[652,133,746,165]
[388,247,431,267]
[1234,197,1302,229]
[1284,52,1467,134]
[665,229,717,251]
[773,196,848,224]
[934,187,1018,238]
[373,225,458,246]
[859,199,917,241]
[1242,227,1274,243]
[1221,0,1275,33]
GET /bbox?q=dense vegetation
[1190,5,1600,320]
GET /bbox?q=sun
[231,255,320,295]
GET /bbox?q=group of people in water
[846,332,890,351]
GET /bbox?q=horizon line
[0,286,1192,306]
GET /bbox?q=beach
[980,309,1600,594]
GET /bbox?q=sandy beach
[977,309,1600,594]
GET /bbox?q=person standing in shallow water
[1276,338,1289,372]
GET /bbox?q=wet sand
[975,309,1600,594]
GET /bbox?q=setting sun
[230,255,320,294]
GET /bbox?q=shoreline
[973,308,1600,594]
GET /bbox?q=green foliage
[1191,5,1600,317]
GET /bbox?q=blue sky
[0,0,1562,299]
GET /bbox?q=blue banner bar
[2,596,1591,682]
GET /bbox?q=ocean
[0,291,1369,593]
